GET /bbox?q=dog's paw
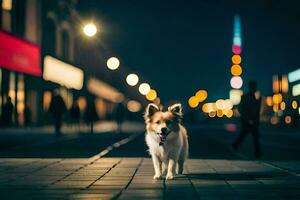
[165,174,174,180]
[153,174,161,180]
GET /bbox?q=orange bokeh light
[232,55,242,64]
[195,90,208,103]
[230,65,242,76]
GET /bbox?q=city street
[0,122,300,199]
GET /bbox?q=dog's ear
[144,103,160,121]
[168,103,183,118]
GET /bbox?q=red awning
[0,31,41,76]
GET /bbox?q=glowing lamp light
[292,100,297,109]
[195,90,208,102]
[225,109,233,118]
[233,37,242,46]
[202,103,217,113]
[272,93,282,104]
[232,55,242,65]
[266,96,273,106]
[232,45,242,54]
[188,96,199,108]
[229,89,242,105]
[280,101,286,110]
[126,73,139,86]
[138,83,151,95]
[83,23,97,37]
[292,84,300,96]
[217,109,223,117]
[285,116,292,124]
[209,111,216,118]
[107,57,120,70]
[230,65,242,76]
[127,100,142,112]
[145,89,157,101]
[230,76,243,89]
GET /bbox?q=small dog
[144,103,189,180]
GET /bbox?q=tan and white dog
[144,103,189,180]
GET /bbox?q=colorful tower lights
[229,15,243,105]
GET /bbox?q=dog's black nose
[161,127,168,134]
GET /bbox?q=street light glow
[83,23,97,37]
[107,57,120,70]
[138,83,150,95]
[230,76,243,89]
[188,96,199,108]
[145,89,157,101]
[232,55,242,65]
[231,65,242,76]
[126,73,139,86]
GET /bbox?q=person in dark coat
[49,93,67,136]
[70,101,80,126]
[2,96,14,126]
[232,81,262,159]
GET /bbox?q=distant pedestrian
[49,93,67,136]
[2,96,14,126]
[115,102,124,133]
[70,101,80,126]
[84,100,98,134]
[232,81,262,159]
[24,104,31,127]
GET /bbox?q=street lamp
[83,23,97,37]
[107,57,120,70]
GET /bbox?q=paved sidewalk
[0,158,299,200]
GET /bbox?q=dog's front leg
[166,158,177,180]
[152,154,162,179]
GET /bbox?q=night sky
[78,0,300,105]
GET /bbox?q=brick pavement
[0,158,299,199]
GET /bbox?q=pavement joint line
[89,133,142,161]
[84,159,122,190]
[186,167,201,200]
[112,158,144,200]
[260,161,299,177]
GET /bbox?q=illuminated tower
[229,15,243,105]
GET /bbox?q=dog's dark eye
[155,121,161,124]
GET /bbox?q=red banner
[0,31,41,76]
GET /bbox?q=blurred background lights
[202,103,216,113]
[188,96,199,108]
[229,89,242,105]
[230,76,243,89]
[138,83,151,95]
[127,100,141,113]
[272,93,282,104]
[292,100,297,109]
[83,23,97,37]
[126,73,139,86]
[232,45,242,54]
[231,55,242,64]
[145,89,157,101]
[216,109,223,117]
[266,96,273,106]
[107,57,120,70]
[231,65,242,76]
[285,116,292,124]
[280,101,286,110]
[209,111,216,118]
[195,90,208,102]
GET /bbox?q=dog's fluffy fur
[144,103,189,180]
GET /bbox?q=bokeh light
[224,109,233,118]
[232,45,242,54]
[195,90,208,102]
[138,83,151,95]
[280,101,286,110]
[83,23,97,37]
[202,103,217,113]
[272,93,282,104]
[230,76,243,89]
[209,111,216,118]
[270,116,279,125]
[188,96,199,108]
[145,89,157,101]
[230,65,242,76]
[217,109,223,117]
[107,57,120,70]
[229,89,242,105]
[266,96,273,106]
[285,116,292,124]
[127,100,141,112]
[292,100,297,109]
[231,55,242,64]
[126,73,139,86]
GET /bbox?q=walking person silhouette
[232,81,262,159]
